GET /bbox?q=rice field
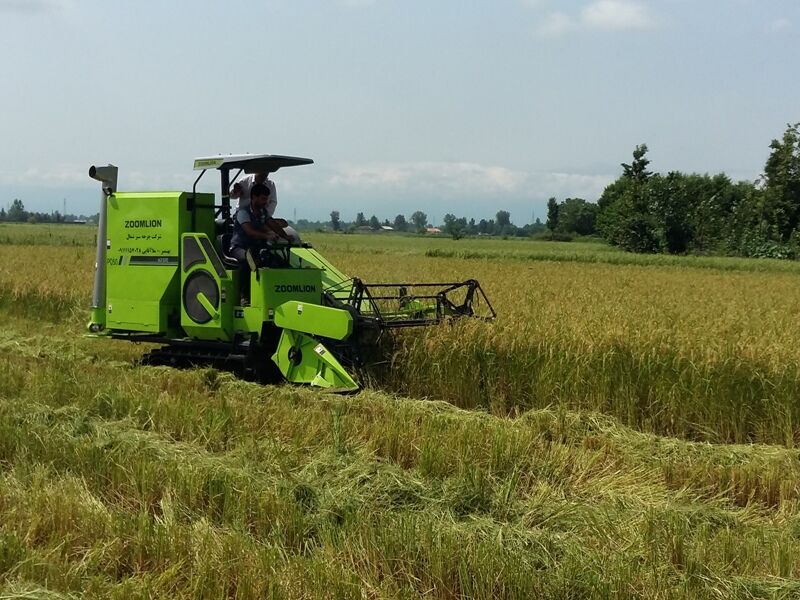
[2,224,800,598]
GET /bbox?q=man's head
[250,183,271,209]
[254,172,269,184]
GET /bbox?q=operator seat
[215,218,238,268]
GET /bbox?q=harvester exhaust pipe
[87,164,118,333]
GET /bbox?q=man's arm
[242,221,278,241]
[230,175,254,201]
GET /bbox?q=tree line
[591,123,800,258]
[0,199,95,224]
[320,209,547,238]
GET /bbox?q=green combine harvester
[87,155,495,391]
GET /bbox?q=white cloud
[19,164,90,187]
[0,162,615,212]
[337,0,376,7]
[329,162,527,197]
[0,0,69,13]
[768,17,791,34]
[0,164,187,192]
[536,12,576,37]
[327,161,613,200]
[535,171,613,199]
[581,0,655,30]
[535,0,656,37]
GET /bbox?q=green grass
[310,232,800,275]
[0,223,97,246]
[424,246,800,273]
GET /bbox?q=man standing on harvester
[229,183,277,306]
[231,171,277,212]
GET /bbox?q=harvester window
[199,236,228,279]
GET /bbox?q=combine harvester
[86,155,495,391]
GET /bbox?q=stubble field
[2,223,800,598]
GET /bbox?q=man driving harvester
[229,183,290,306]
[231,171,301,244]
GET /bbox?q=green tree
[443,213,467,239]
[622,144,652,183]
[410,211,427,231]
[7,199,26,222]
[546,197,559,231]
[369,215,380,230]
[689,174,747,252]
[495,210,511,228]
[650,173,692,254]
[557,198,597,236]
[761,123,800,242]
[393,214,408,232]
[598,144,659,252]
[330,210,341,231]
[355,212,367,227]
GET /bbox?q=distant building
[426,227,442,234]
[380,225,394,231]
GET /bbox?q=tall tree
[410,211,427,230]
[557,198,597,236]
[495,210,511,228]
[650,173,692,254]
[599,144,660,253]
[7,199,26,222]
[368,215,380,230]
[622,144,652,183]
[761,123,800,241]
[443,213,467,239]
[355,212,367,227]
[329,210,341,231]
[393,214,408,231]
[546,197,559,231]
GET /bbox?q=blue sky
[0,0,797,224]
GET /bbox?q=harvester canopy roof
[193,154,314,173]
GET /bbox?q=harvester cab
[87,154,495,392]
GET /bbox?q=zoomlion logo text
[274,284,317,293]
[124,219,162,228]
